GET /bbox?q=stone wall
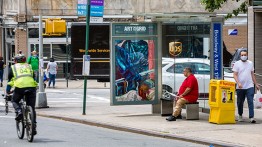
[1,0,246,17]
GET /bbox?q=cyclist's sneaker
[33,123,37,135]
[15,112,23,121]
[33,129,37,135]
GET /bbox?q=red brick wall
[223,25,247,54]
[15,29,28,57]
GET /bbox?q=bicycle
[16,90,36,142]
[3,90,36,142]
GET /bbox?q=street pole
[36,14,48,108]
[66,21,69,88]
[83,0,90,115]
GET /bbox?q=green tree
[201,0,248,19]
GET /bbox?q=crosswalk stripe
[0,116,15,118]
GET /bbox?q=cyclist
[6,54,38,135]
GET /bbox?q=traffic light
[43,18,66,36]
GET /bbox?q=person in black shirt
[0,56,5,87]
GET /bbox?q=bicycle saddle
[24,90,31,95]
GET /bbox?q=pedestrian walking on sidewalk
[233,50,259,123]
[166,67,199,121]
[0,56,5,87]
[47,57,58,88]
[27,50,39,82]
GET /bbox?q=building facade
[0,0,247,78]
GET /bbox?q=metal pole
[83,0,90,115]
[66,22,69,88]
[36,14,48,108]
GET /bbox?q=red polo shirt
[178,74,199,103]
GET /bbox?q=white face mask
[240,56,247,61]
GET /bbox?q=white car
[162,58,235,100]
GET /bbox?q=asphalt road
[0,114,206,147]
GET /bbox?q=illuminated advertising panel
[111,23,158,105]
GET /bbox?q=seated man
[166,67,199,121]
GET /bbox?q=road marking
[45,89,65,93]
[73,93,82,96]
[47,95,110,102]
[87,95,110,102]
[48,101,82,103]
[0,115,15,118]
[59,98,80,100]
[48,100,108,103]
[0,102,5,106]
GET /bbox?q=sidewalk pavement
[26,79,262,147]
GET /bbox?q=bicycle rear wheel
[25,106,35,142]
[16,117,25,139]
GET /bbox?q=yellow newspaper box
[209,79,236,124]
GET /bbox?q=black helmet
[14,54,26,63]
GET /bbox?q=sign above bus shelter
[112,23,157,36]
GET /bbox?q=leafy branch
[201,0,248,19]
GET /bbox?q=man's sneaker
[250,118,256,123]
[166,115,176,121]
[176,114,182,119]
[238,116,244,122]
[15,112,23,121]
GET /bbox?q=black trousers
[12,87,37,123]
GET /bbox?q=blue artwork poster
[114,40,155,103]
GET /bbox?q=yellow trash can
[209,79,236,124]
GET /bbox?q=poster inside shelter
[114,40,155,102]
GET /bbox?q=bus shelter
[110,13,225,115]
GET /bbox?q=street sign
[90,5,104,17]
[90,17,103,23]
[77,0,88,16]
[228,29,238,36]
[82,55,90,76]
[90,0,104,23]
[212,23,222,79]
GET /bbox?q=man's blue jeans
[236,87,254,118]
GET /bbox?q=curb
[37,113,242,147]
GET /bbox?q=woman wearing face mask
[232,50,260,123]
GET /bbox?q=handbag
[254,90,262,109]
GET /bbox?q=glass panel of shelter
[161,22,210,109]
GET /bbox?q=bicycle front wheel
[16,117,25,139]
[25,106,35,142]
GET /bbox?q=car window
[166,63,184,73]
[194,63,210,75]
[162,63,168,68]
[166,63,196,74]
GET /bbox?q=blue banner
[213,23,222,79]
[90,5,104,17]
[77,4,87,16]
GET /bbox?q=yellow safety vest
[10,63,37,88]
